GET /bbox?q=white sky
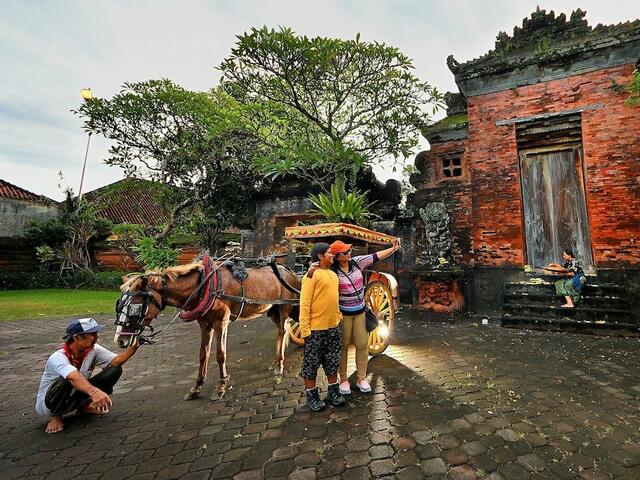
[1,0,638,200]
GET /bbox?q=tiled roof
[83,178,170,226]
[0,179,56,204]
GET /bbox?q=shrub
[309,178,379,225]
[24,218,68,247]
[133,236,180,271]
[0,270,127,291]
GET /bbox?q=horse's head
[114,274,166,348]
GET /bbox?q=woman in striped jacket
[328,239,400,394]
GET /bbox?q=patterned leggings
[300,325,343,379]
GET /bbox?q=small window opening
[441,154,462,178]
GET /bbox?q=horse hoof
[274,374,283,385]
[184,388,201,401]
[210,390,226,401]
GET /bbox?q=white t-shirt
[35,344,117,416]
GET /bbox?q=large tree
[75,79,260,244]
[219,27,444,188]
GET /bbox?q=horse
[114,257,300,400]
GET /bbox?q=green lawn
[0,289,120,321]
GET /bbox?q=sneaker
[339,380,352,395]
[356,379,372,393]
[326,383,346,407]
[306,387,326,412]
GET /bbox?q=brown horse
[114,260,299,400]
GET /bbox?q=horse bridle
[115,274,169,343]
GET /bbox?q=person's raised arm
[375,237,401,262]
[110,342,141,367]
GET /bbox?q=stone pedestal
[413,267,465,313]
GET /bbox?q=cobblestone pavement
[2,309,640,479]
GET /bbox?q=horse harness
[115,274,169,343]
[202,254,300,321]
[116,254,299,342]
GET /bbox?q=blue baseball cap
[64,318,105,340]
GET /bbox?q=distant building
[0,179,59,270]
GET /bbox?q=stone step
[504,303,632,322]
[504,281,626,297]
[501,314,640,337]
[504,291,630,309]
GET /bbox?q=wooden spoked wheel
[286,318,305,347]
[365,280,394,356]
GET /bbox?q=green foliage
[59,191,112,272]
[220,27,444,189]
[625,69,640,107]
[133,236,180,271]
[24,218,68,247]
[0,270,126,291]
[309,178,378,225]
[25,191,111,272]
[74,80,262,242]
[111,222,144,256]
[188,210,233,255]
[35,245,57,270]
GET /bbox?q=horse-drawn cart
[114,222,399,401]
[283,222,399,356]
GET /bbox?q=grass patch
[0,289,120,321]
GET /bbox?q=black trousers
[44,365,122,415]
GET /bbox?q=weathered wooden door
[519,147,593,269]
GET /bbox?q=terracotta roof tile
[83,178,170,226]
[0,179,55,204]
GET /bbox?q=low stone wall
[0,198,59,238]
[0,237,38,271]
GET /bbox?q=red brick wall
[414,140,473,263]
[94,247,200,271]
[467,63,640,267]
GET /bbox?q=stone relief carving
[416,202,454,268]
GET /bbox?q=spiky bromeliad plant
[309,178,378,225]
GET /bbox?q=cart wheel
[286,318,305,347]
[365,280,394,356]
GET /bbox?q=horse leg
[270,305,290,376]
[211,315,230,401]
[184,319,214,401]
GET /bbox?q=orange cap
[329,240,352,254]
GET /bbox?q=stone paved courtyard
[2,309,640,479]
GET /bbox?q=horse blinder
[115,291,159,332]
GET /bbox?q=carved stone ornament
[416,202,454,268]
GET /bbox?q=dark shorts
[45,365,122,415]
[300,325,343,379]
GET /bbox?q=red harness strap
[179,254,220,322]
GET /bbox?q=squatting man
[35,317,141,433]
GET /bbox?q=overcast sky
[1,0,638,200]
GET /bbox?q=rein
[270,263,301,295]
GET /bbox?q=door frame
[517,144,595,271]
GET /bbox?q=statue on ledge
[417,201,454,268]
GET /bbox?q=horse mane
[119,263,202,292]
[164,263,201,281]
